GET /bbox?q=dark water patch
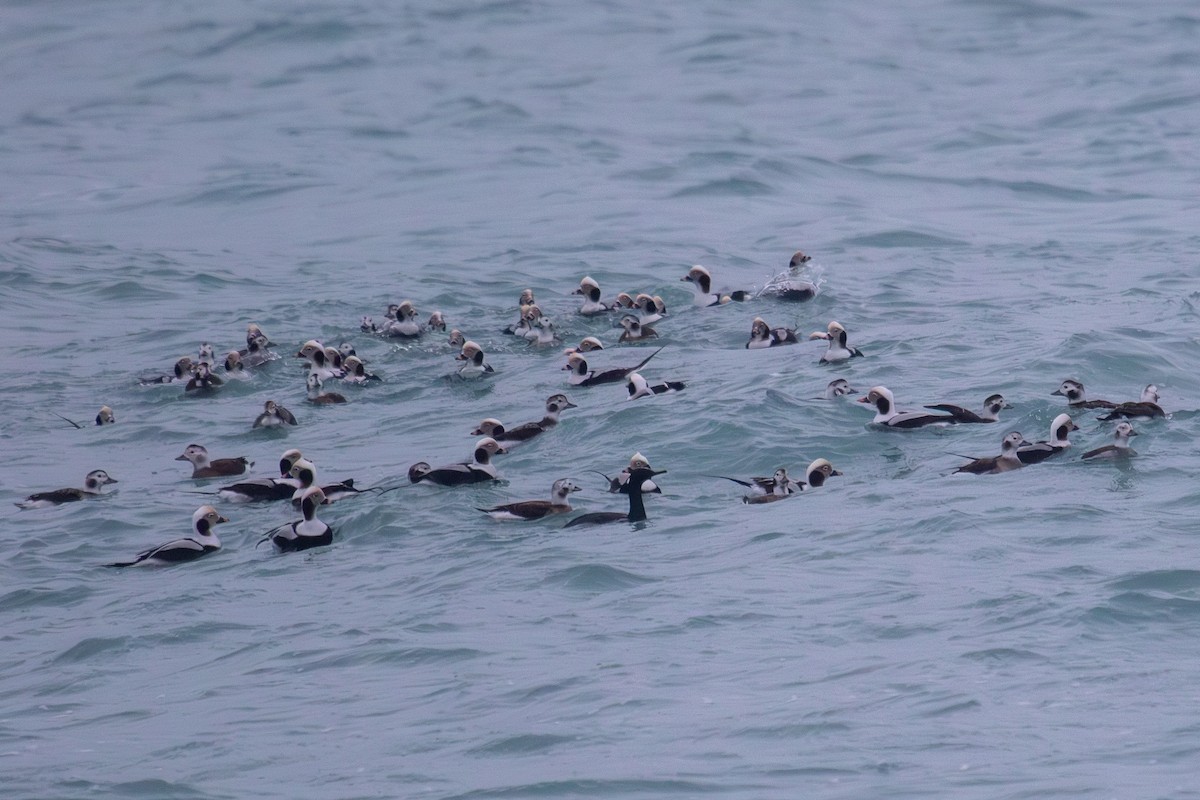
[542,564,657,591]
[52,636,130,664]
[135,72,228,90]
[196,19,362,58]
[467,733,577,756]
[960,647,1048,664]
[88,280,178,302]
[838,230,968,249]
[349,125,409,139]
[734,721,851,739]
[0,585,91,612]
[295,646,486,670]
[84,778,231,799]
[176,180,327,206]
[670,178,773,198]
[444,777,726,799]
[918,697,981,718]
[1088,591,1200,625]
[1109,569,1200,594]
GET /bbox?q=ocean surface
[3,1,1200,797]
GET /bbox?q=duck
[306,373,348,405]
[244,323,272,349]
[618,314,658,342]
[215,449,304,503]
[222,351,251,380]
[563,346,663,387]
[383,300,423,337]
[408,438,507,486]
[713,467,802,499]
[16,469,118,509]
[240,334,276,367]
[924,393,1010,424]
[1081,422,1138,460]
[593,453,663,496]
[140,356,195,385]
[295,340,344,381]
[529,315,560,347]
[184,362,223,394]
[809,321,864,362]
[822,379,856,399]
[563,336,605,355]
[626,371,685,400]
[633,293,667,325]
[681,265,748,306]
[263,487,333,552]
[770,250,819,302]
[448,329,466,348]
[106,506,226,567]
[1017,414,1079,465]
[858,386,956,428]
[455,340,495,379]
[252,399,298,428]
[341,355,381,385]
[288,458,362,504]
[478,478,582,521]
[471,393,578,445]
[745,317,798,349]
[426,311,447,334]
[56,406,116,428]
[563,464,665,527]
[1098,384,1166,420]
[723,458,843,503]
[503,289,537,334]
[322,345,345,373]
[1051,379,1117,410]
[572,276,614,316]
[196,342,215,366]
[953,431,1031,475]
[175,444,252,479]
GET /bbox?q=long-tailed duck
[17,469,118,508]
[618,314,658,342]
[478,478,582,521]
[924,393,1010,424]
[745,317,798,349]
[263,487,333,552]
[858,386,955,428]
[1098,384,1166,420]
[252,399,298,428]
[682,265,748,306]
[563,465,664,527]
[809,321,863,362]
[106,505,226,567]
[626,371,685,400]
[563,346,663,387]
[1052,379,1118,410]
[175,444,252,479]
[1081,422,1138,460]
[408,438,507,486]
[953,431,1030,475]
[455,340,495,379]
[1017,414,1078,465]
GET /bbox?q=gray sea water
[3,1,1200,797]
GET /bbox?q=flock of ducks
[17,251,1164,567]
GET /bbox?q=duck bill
[174,454,189,461]
[216,515,229,524]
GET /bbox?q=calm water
[3,1,1200,798]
